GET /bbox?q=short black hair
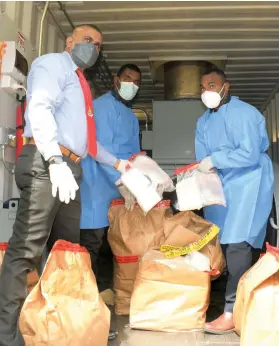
[202,64,227,82]
[117,64,141,78]
[73,24,102,35]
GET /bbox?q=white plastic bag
[184,251,211,272]
[117,152,175,213]
[175,163,226,211]
[130,152,175,194]
[120,168,161,213]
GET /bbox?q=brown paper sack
[19,240,110,346]
[163,211,226,277]
[233,243,279,346]
[0,243,39,293]
[108,199,172,315]
[130,249,211,332]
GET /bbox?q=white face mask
[118,81,139,101]
[201,84,226,109]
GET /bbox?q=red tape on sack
[205,269,220,276]
[0,243,8,251]
[51,240,88,253]
[110,199,125,207]
[266,242,279,255]
[154,200,171,208]
[110,199,171,208]
[115,255,139,264]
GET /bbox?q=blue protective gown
[80,91,140,229]
[195,96,274,248]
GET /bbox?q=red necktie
[76,69,97,157]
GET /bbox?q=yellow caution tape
[160,224,220,259]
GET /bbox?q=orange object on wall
[0,42,7,78]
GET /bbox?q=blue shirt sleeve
[94,97,118,167]
[211,107,262,169]
[26,55,65,160]
[195,116,209,161]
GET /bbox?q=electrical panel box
[152,100,206,165]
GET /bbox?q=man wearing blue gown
[80,64,141,291]
[196,66,274,334]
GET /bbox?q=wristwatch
[48,156,63,164]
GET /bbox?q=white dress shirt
[23,51,117,166]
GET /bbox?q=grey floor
[108,275,240,346]
[109,315,240,346]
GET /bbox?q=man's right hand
[49,162,79,204]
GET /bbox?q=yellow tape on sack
[160,224,220,259]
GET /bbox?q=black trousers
[0,145,82,346]
[80,227,113,292]
[222,242,253,313]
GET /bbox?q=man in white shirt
[0,24,126,346]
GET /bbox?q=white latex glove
[116,160,132,174]
[49,162,79,204]
[198,157,215,174]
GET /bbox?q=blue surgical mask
[118,80,139,101]
[71,43,99,69]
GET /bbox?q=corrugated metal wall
[263,94,279,162]
[1,1,279,150]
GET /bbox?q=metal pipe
[270,217,279,230]
[132,107,150,131]
[38,1,49,56]
[1,145,15,175]
[57,1,75,29]
[47,7,67,39]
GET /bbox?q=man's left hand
[198,157,215,174]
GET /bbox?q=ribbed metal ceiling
[48,0,279,115]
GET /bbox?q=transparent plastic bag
[175,163,226,211]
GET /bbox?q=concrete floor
[108,274,240,346]
[109,316,240,346]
